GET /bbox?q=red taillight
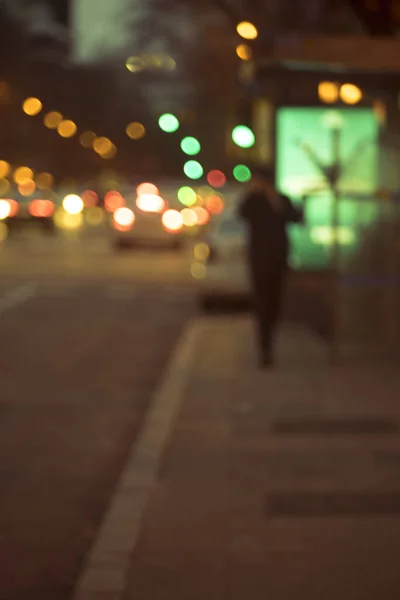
[29,199,55,218]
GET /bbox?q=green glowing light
[233,164,252,182]
[158,113,179,133]
[232,125,255,148]
[184,160,203,180]
[178,186,197,206]
[180,136,201,156]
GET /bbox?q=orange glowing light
[104,191,126,212]
[205,194,224,214]
[29,199,55,218]
[7,199,19,217]
[193,206,210,226]
[18,180,36,196]
[81,190,99,207]
[162,209,183,232]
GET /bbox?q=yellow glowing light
[0,199,11,219]
[58,120,77,138]
[93,137,113,156]
[194,243,210,261]
[101,144,117,159]
[126,122,146,140]
[162,209,183,232]
[80,131,97,148]
[0,160,11,179]
[136,194,165,213]
[14,166,34,185]
[44,111,63,129]
[114,207,135,228]
[85,206,105,226]
[318,81,339,104]
[0,222,8,241]
[35,172,54,190]
[62,194,84,215]
[0,179,10,195]
[18,181,36,196]
[340,83,363,105]
[236,44,252,60]
[126,56,145,72]
[23,97,42,116]
[181,208,198,227]
[236,21,258,40]
[54,210,83,230]
[190,262,207,279]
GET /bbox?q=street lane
[0,229,195,286]
[0,279,196,600]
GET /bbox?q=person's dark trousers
[251,264,286,365]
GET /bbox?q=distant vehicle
[1,191,57,233]
[191,212,249,296]
[110,185,187,251]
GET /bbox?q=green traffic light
[158,113,180,133]
[180,136,201,156]
[178,186,197,206]
[233,164,252,182]
[232,125,255,148]
[183,160,203,180]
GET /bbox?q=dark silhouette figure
[238,168,304,367]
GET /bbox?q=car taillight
[29,199,55,218]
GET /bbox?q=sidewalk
[74,316,400,600]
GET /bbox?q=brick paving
[0,284,195,600]
[123,316,400,600]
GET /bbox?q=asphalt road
[0,267,196,600]
[0,227,194,286]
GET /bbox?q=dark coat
[238,191,303,270]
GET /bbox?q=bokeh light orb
[114,207,135,228]
[236,44,252,60]
[177,186,197,206]
[44,111,63,129]
[126,122,146,139]
[80,131,97,148]
[81,190,99,208]
[181,208,198,227]
[184,160,204,180]
[0,199,11,219]
[36,172,54,190]
[207,170,226,188]
[126,56,145,73]
[236,21,258,40]
[136,194,165,213]
[13,166,34,185]
[190,262,207,279]
[18,181,36,196]
[29,199,55,218]
[180,137,201,156]
[58,120,77,138]
[162,209,183,232]
[340,83,362,105]
[158,113,179,133]
[0,160,11,179]
[23,97,42,116]
[205,194,224,214]
[318,81,339,104]
[137,182,159,197]
[193,206,210,226]
[62,194,84,215]
[232,125,255,148]
[104,191,125,212]
[233,164,252,182]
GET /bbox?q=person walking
[238,167,304,368]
